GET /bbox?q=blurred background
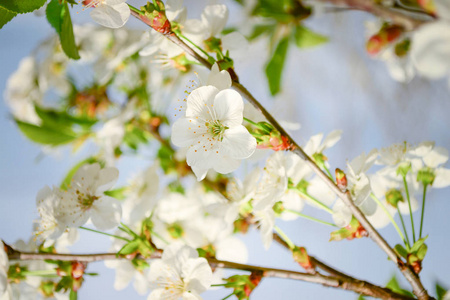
[1,0,450,299]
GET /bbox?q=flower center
[205,120,228,141]
[76,189,99,208]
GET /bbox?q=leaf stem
[178,33,214,62]
[396,206,411,249]
[127,4,142,14]
[285,209,337,227]
[22,269,58,277]
[79,226,131,242]
[243,117,259,126]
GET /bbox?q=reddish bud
[335,168,347,192]
[417,0,436,14]
[71,261,86,279]
[366,25,404,56]
[244,271,263,297]
[292,246,315,272]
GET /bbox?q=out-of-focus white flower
[122,164,160,225]
[147,242,212,300]
[304,130,342,164]
[171,86,256,181]
[35,186,66,247]
[83,0,130,28]
[58,163,122,230]
[200,4,248,57]
[4,56,41,125]
[411,0,450,84]
[253,209,275,250]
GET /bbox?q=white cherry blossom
[0,241,11,300]
[171,86,256,181]
[58,163,122,230]
[147,243,212,300]
[83,0,130,29]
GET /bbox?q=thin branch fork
[5,243,412,300]
[318,0,427,30]
[130,8,431,300]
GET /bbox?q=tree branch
[318,0,427,30]
[4,242,412,300]
[130,9,431,300]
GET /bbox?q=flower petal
[186,86,219,118]
[90,3,130,29]
[220,126,256,159]
[213,89,244,127]
[90,197,122,230]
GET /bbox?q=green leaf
[118,240,141,255]
[248,24,275,41]
[394,244,408,259]
[35,105,75,133]
[60,157,97,190]
[436,283,447,300]
[416,244,427,260]
[294,25,328,48]
[0,6,17,29]
[16,120,78,146]
[60,3,80,60]
[0,0,47,14]
[386,275,415,297]
[46,0,63,34]
[69,290,77,300]
[411,236,428,253]
[104,187,128,200]
[265,37,289,96]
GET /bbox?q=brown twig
[4,242,412,300]
[318,0,427,30]
[130,8,431,300]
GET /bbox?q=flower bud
[385,189,404,207]
[141,1,171,34]
[417,168,436,186]
[335,168,347,192]
[366,25,403,56]
[292,246,315,271]
[417,0,436,14]
[71,261,86,279]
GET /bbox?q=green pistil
[206,120,228,141]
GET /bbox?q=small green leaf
[60,157,97,190]
[60,3,80,60]
[248,24,275,41]
[69,290,77,300]
[104,187,128,200]
[46,0,63,34]
[265,37,289,96]
[386,275,414,297]
[0,6,17,29]
[416,244,427,260]
[0,0,47,14]
[436,283,447,300]
[118,240,141,256]
[394,244,408,259]
[16,120,78,146]
[294,25,328,48]
[411,236,428,253]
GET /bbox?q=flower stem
[151,230,169,245]
[294,189,333,214]
[419,184,428,239]
[178,33,214,62]
[22,269,58,277]
[395,206,411,249]
[274,226,295,250]
[370,194,407,247]
[221,293,235,300]
[402,175,416,243]
[79,226,131,242]
[284,209,337,227]
[323,165,334,181]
